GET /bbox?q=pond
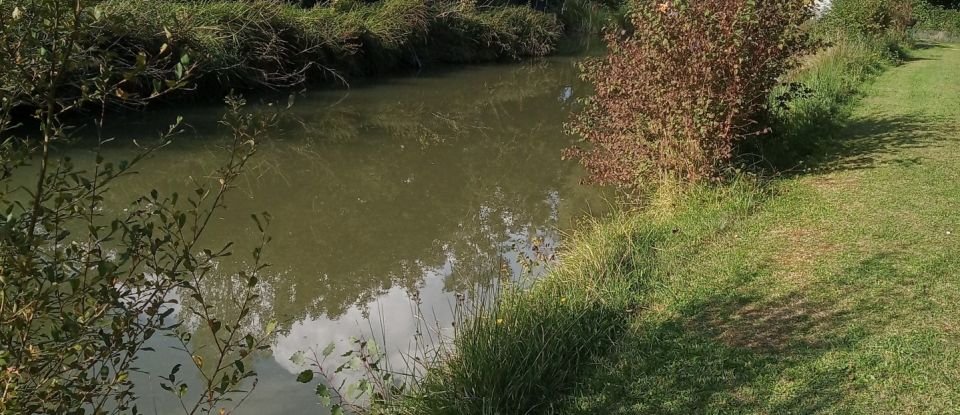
[68,47,606,414]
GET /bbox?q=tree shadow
[900,54,933,62]
[801,113,943,174]
[567,252,915,414]
[568,294,855,413]
[747,111,942,179]
[910,41,947,51]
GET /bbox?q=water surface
[71,52,605,414]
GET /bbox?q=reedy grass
[96,0,565,92]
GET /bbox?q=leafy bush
[567,0,812,188]
[913,0,960,38]
[819,0,915,37]
[0,1,277,413]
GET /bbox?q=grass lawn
[565,42,960,414]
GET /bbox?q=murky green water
[66,50,605,414]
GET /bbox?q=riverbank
[384,34,960,414]
[90,0,615,97]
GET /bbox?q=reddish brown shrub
[567,0,813,188]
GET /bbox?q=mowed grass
[565,43,960,414]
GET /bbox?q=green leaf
[315,384,332,407]
[289,351,306,366]
[321,342,336,358]
[296,369,314,383]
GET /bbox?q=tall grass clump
[424,4,563,63]
[566,0,813,189]
[99,0,316,87]
[745,37,898,168]
[385,215,651,414]
[2,0,565,108]
[467,0,626,33]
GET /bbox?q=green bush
[746,35,902,169]
[913,0,960,38]
[819,0,915,37]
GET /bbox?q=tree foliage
[0,1,277,413]
[821,0,916,37]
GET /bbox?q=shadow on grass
[803,113,942,173]
[739,43,951,178]
[747,112,941,178]
[566,250,944,414]
[567,296,855,412]
[910,41,948,51]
